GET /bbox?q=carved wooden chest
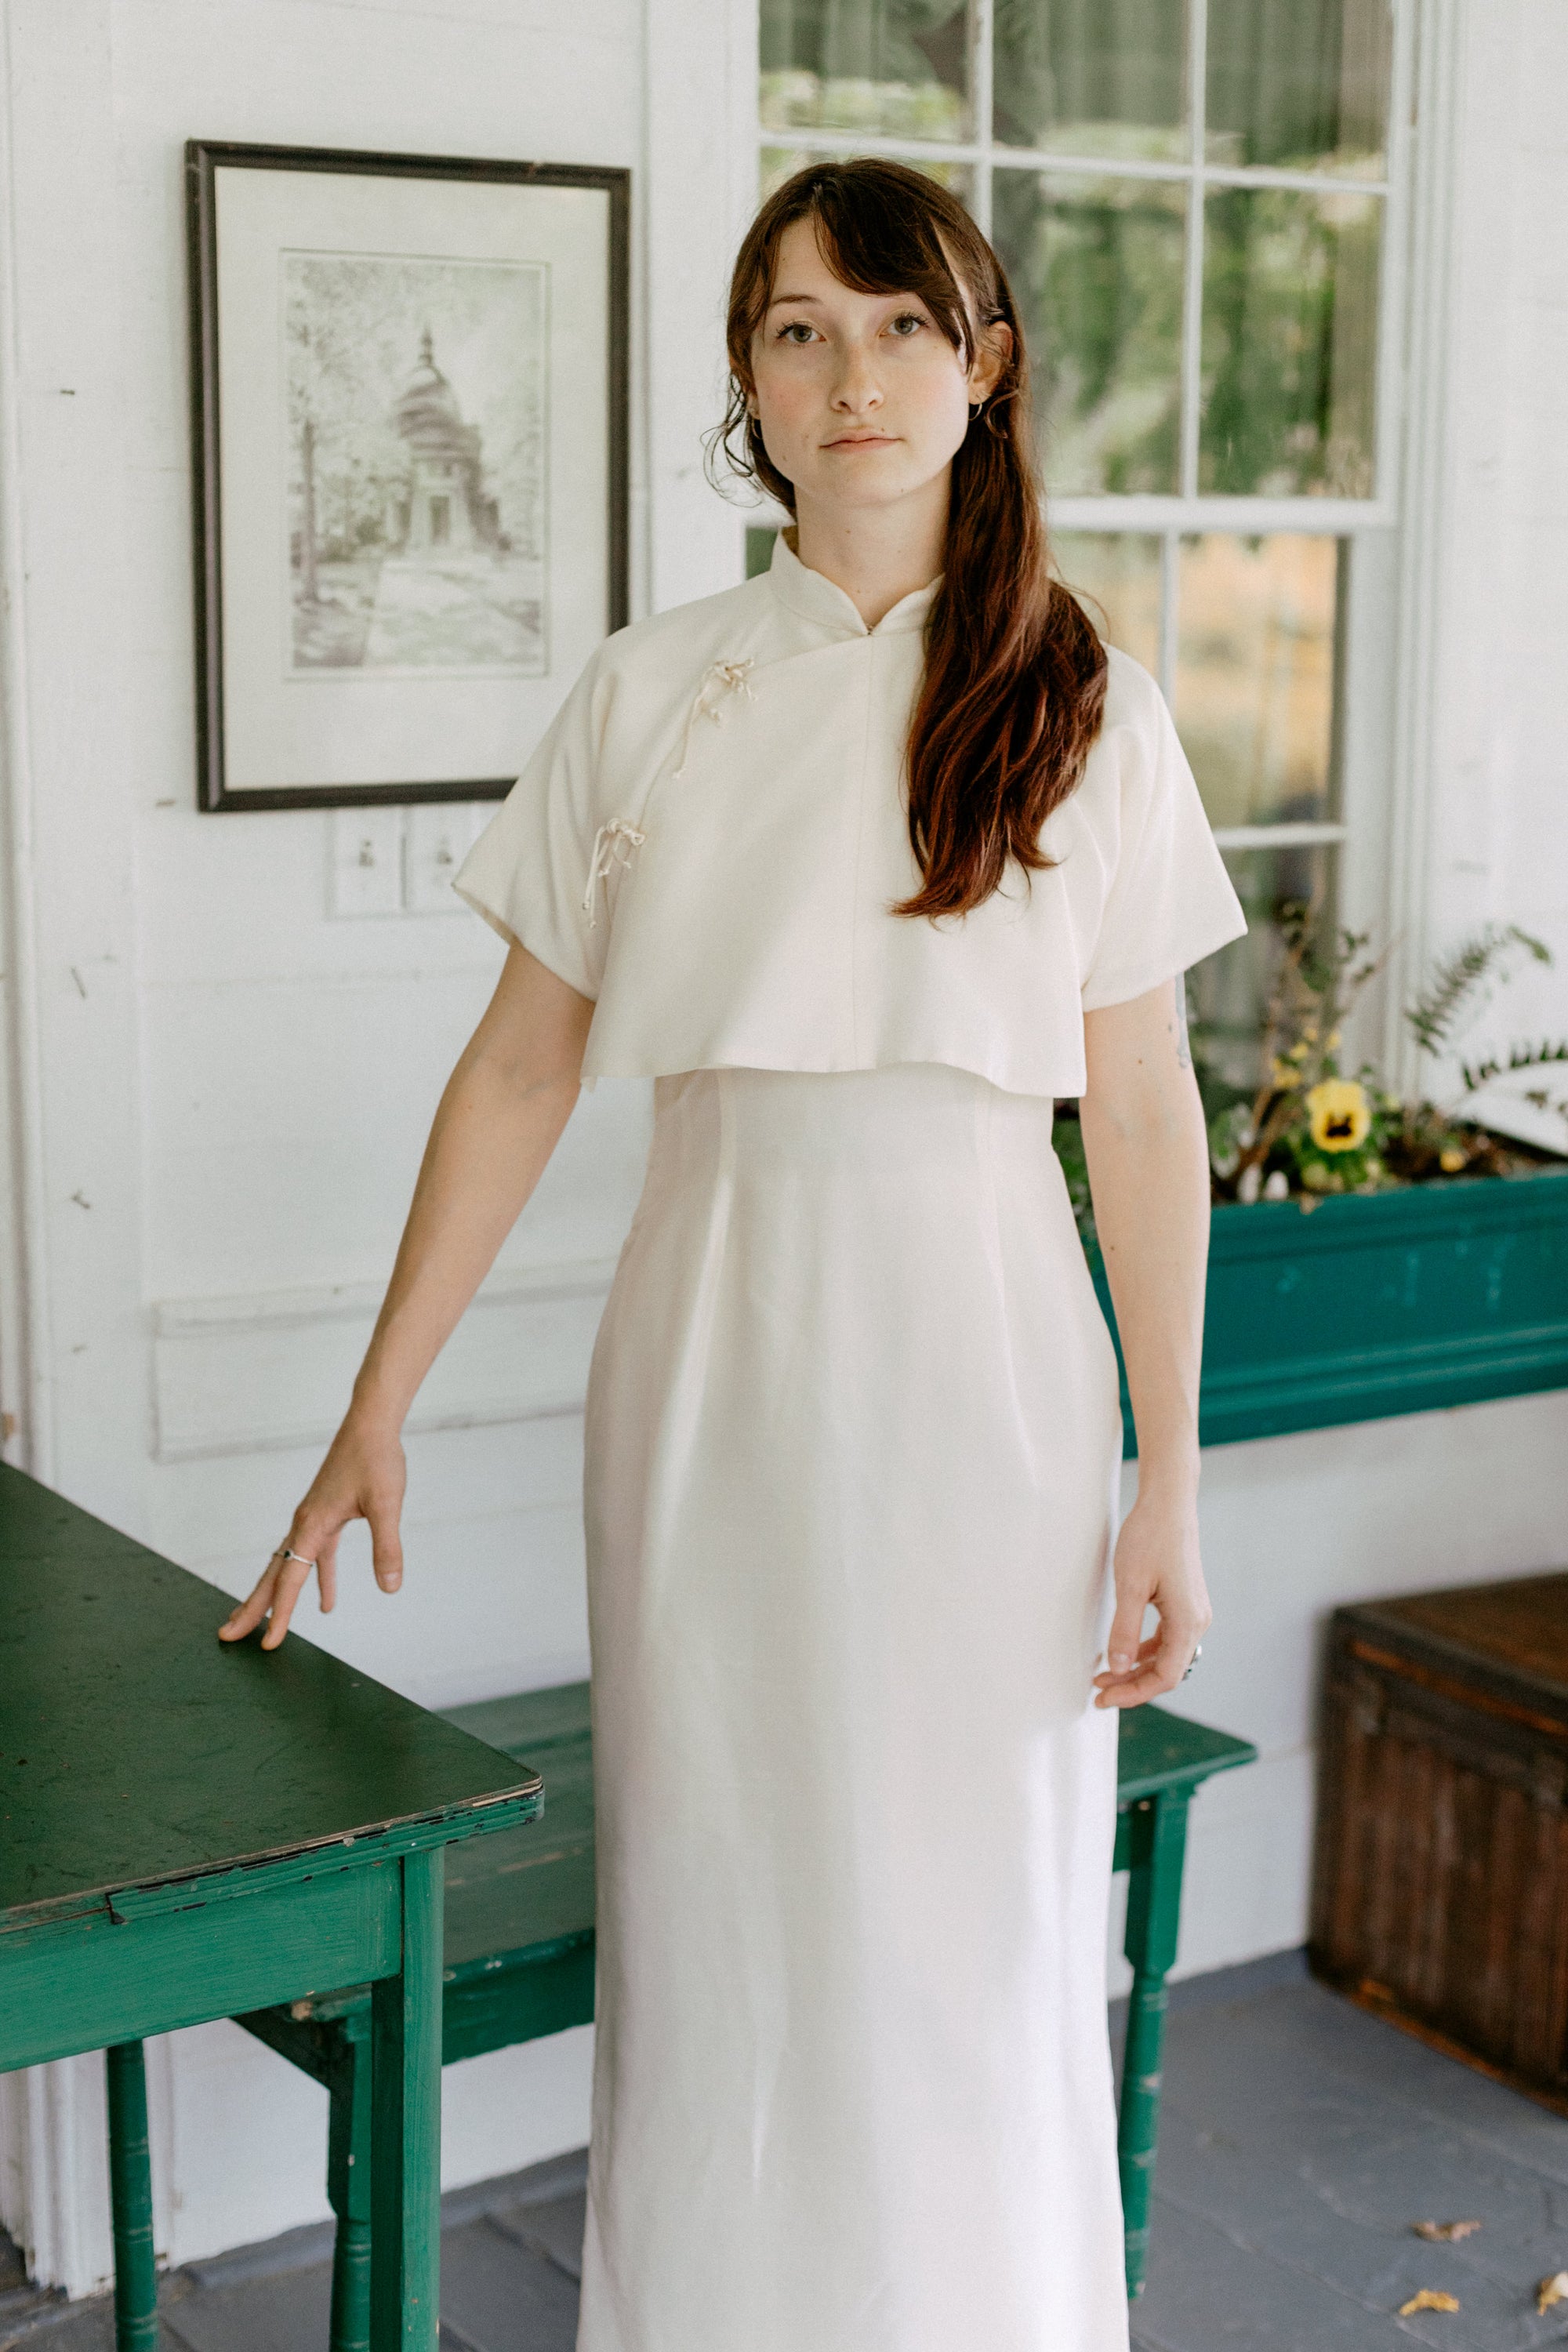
[1310,1571,1568,2111]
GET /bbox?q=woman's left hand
[1091,1489,1211,1708]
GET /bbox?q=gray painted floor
[6,1955,1568,2351]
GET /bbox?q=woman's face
[747,216,1007,519]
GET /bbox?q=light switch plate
[405,803,484,915]
[329,807,405,917]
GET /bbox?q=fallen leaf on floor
[1412,2220,1481,2242]
[1537,2271,1568,2314]
[1399,2290,1461,2315]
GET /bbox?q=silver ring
[272,1546,318,1570]
[1181,1642,1203,1682]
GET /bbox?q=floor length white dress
[454,532,1247,2352]
[579,1062,1127,2352]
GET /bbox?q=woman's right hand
[219,1412,408,1652]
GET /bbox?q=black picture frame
[185,139,630,811]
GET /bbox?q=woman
[223,161,1243,2350]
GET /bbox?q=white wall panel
[151,1263,616,1461]
[141,979,652,1299]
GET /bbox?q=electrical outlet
[329,808,405,917]
[405,803,483,915]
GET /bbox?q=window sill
[1091,1166,1568,1454]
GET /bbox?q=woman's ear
[968,321,1013,406]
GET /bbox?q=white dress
[456,535,1246,2352]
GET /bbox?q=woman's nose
[831,350,883,412]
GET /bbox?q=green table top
[0,1465,539,1926]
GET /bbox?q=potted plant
[1061,923,1568,1450]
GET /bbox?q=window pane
[993,0,1188,162]
[1174,534,1339,828]
[993,169,1185,494]
[760,0,969,141]
[1206,0,1392,178]
[759,147,974,205]
[1189,844,1334,1094]
[1199,186,1381,495]
[1051,532,1162,673]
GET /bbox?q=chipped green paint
[0,1465,538,2352]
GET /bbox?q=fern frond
[1457,1038,1568,1094]
[1406,925,1552,1055]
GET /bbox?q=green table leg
[105,2040,159,2352]
[370,1848,445,2352]
[1118,1788,1191,2300]
[328,2016,373,2352]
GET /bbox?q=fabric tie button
[582,820,648,926]
[671,657,756,779]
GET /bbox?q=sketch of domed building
[286,248,545,673]
[386,328,504,555]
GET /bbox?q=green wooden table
[245,1681,1255,2327]
[0,1465,543,2352]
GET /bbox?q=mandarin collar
[768,529,939,638]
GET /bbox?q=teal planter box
[1091,1166,1568,1454]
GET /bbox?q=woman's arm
[220,942,593,1650]
[1078,976,1212,1708]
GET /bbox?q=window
[758,0,1408,1087]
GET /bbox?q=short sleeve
[452,648,608,1001]
[1079,669,1247,1011]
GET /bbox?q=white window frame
[757,0,1417,869]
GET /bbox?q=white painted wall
[0,0,749,2293]
[0,0,1565,2300]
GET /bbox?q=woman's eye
[889,313,925,337]
[776,321,816,344]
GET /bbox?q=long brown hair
[715,158,1108,920]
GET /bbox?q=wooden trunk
[1310,1572,1568,2110]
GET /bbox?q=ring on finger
[271,1546,318,1570]
[1180,1640,1204,1682]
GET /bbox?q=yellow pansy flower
[1306,1078,1372,1154]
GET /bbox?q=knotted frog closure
[582,819,648,927]
[670,658,755,780]
[580,662,753,927]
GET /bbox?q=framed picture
[185,140,630,811]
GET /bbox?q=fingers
[1094,1659,1171,1709]
[218,1522,401,1652]
[219,1511,330,1650]
[1092,1634,1160,1683]
[368,1490,405,1595]
[1104,1588,1150,1677]
[256,1555,314,1650]
[217,1563,281,1645]
[218,1551,313,1650]
[1093,1619,1206,1708]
